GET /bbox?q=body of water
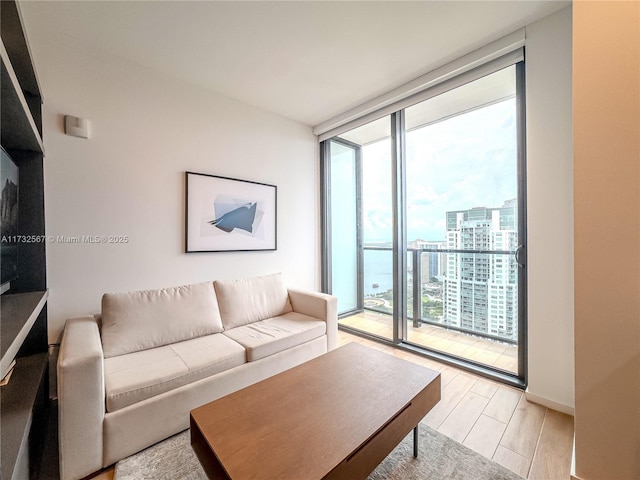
[364,249,394,296]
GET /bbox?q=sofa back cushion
[101,282,224,358]
[214,273,293,330]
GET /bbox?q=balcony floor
[339,310,518,374]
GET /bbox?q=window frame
[320,56,528,389]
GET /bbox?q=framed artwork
[185,172,277,252]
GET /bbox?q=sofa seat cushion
[222,312,326,362]
[104,334,246,412]
[101,282,224,358]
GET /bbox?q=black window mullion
[355,144,364,312]
[392,111,407,344]
[516,59,528,385]
[320,140,331,294]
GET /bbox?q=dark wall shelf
[0,0,46,295]
[0,353,49,480]
[0,0,42,134]
[1,291,48,378]
[1,1,48,479]
[1,55,43,152]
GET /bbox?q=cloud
[362,99,518,242]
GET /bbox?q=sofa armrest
[58,316,105,480]
[288,289,338,351]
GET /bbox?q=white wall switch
[65,115,90,139]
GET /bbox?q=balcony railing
[363,245,518,345]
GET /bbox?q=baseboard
[524,390,575,416]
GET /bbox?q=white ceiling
[20,1,569,127]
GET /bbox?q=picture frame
[185,172,277,252]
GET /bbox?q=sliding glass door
[321,59,527,384]
[404,65,523,374]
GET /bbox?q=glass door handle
[515,245,525,268]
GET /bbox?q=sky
[362,98,518,243]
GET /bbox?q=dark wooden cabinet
[1,1,49,479]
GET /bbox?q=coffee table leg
[413,425,419,458]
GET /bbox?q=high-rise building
[409,239,446,281]
[443,200,518,340]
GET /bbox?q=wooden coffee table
[190,342,441,479]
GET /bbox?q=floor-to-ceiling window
[321,55,527,386]
[327,139,360,315]
[325,117,394,340]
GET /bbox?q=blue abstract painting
[186,172,276,252]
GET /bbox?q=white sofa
[57,273,337,480]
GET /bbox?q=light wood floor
[340,310,519,373]
[89,330,572,480]
[338,330,574,479]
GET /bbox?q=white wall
[525,6,574,412]
[25,27,318,343]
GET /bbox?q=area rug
[115,426,523,480]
